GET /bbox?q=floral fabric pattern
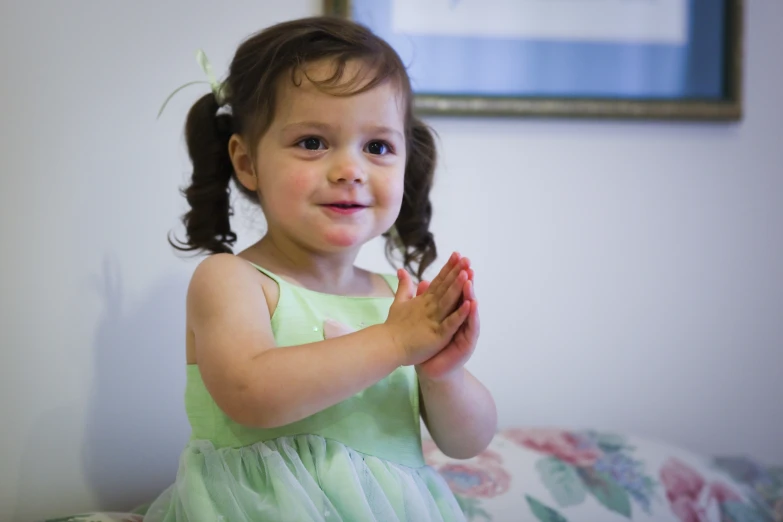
[660,457,746,522]
[424,428,780,522]
[505,428,659,519]
[713,456,783,521]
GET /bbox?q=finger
[461,279,472,303]
[416,280,431,297]
[466,299,480,341]
[427,252,458,293]
[451,300,478,353]
[427,252,459,295]
[432,256,470,299]
[394,269,415,303]
[441,300,471,338]
[439,269,468,314]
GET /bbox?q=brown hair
[168,16,438,281]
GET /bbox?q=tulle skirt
[143,435,465,522]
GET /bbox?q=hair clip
[157,50,227,119]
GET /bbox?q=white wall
[1,1,780,520]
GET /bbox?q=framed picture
[324,0,743,121]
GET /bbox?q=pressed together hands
[385,252,479,382]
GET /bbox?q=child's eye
[297,137,326,151]
[365,141,391,155]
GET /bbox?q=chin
[322,228,376,249]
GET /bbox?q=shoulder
[356,267,398,296]
[187,254,270,318]
[189,253,259,294]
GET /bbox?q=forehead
[271,59,406,129]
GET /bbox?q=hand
[415,255,480,382]
[385,253,472,366]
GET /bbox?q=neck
[250,231,367,294]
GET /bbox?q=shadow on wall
[81,255,191,511]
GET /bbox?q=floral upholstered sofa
[42,428,782,522]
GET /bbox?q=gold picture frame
[324,0,743,121]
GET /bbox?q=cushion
[423,428,782,522]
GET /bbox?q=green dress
[143,263,465,522]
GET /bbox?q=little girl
[146,15,496,522]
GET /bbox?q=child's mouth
[322,203,367,215]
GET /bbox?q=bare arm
[189,254,469,429]
[420,369,497,459]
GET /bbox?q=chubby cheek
[283,170,312,198]
[264,169,313,218]
[375,175,405,227]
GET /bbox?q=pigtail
[385,118,438,282]
[169,93,237,255]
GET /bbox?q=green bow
[157,49,226,119]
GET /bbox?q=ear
[228,134,258,192]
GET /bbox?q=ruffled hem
[143,435,465,522]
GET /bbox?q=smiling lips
[321,201,368,215]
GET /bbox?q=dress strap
[379,273,399,293]
[247,262,285,285]
[248,260,398,296]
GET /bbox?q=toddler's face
[252,59,407,254]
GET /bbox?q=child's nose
[327,153,367,184]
